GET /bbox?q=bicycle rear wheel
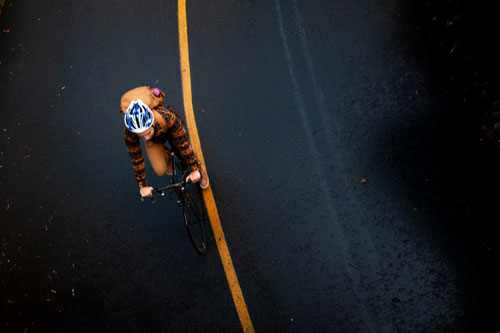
[183,190,208,254]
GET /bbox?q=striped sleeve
[123,128,147,188]
[165,107,199,172]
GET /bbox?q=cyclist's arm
[123,128,148,188]
[165,106,199,173]
[168,110,202,184]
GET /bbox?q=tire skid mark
[290,0,384,299]
[274,0,376,331]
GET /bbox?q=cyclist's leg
[187,157,209,189]
[163,148,173,175]
[198,162,209,189]
[144,140,172,176]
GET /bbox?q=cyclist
[121,86,209,198]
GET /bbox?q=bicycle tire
[183,190,208,254]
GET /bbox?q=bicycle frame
[152,150,190,205]
[145,149,209,254]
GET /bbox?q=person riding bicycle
[120,86,209,198]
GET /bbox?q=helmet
[124,99,155,133]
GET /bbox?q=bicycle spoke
[184,190,208,254]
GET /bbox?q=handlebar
[140,149,194,202]
[140,179,189,202]
[154,180,187,195]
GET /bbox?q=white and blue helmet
[124,99,155,133]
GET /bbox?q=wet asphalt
[1,0,499,331]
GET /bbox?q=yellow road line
[177,1,255,332]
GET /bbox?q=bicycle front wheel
[183,191,208,255]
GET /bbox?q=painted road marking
[177,1,255,332]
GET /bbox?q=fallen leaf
[360,178,366,183]
[3,29,10,33]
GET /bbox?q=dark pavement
[1,0,499,331]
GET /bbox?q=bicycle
[142,148,209,255]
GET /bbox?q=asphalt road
[1,0,499,331]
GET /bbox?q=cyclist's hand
[185,170,201,184]
[140,186,154,198]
